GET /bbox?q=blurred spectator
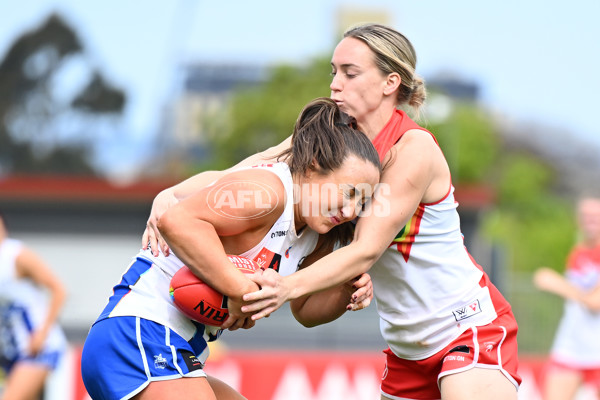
[0,211,67,400]
[534,196,600,400]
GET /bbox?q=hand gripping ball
[169,255,260,326]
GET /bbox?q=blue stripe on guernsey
[2,304,33,333]
[0,304,32,368]
[18,305,34,333]
[97,257,153,321]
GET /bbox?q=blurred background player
[534,195,600,400]
[0,211,67,400]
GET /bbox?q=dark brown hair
[278,97,381,247]
[278,97,381,175]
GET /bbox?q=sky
[2,0,600,178]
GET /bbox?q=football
[169,255,260,326]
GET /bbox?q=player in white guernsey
[0,212,67,400]
[534,196,600,400]
[80,98,381,400]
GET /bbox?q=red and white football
[169,255,260,326]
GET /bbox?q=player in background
[0,211,67,400]
[81,98,380,400]
[142,23,521,400]
[534,195,600,400]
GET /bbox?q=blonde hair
[344,23,426,113]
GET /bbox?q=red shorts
[381,311,521,400]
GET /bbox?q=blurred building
[160,63,268,171]
[335,7,390,37]
[428,75,480,101]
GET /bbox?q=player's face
[295,154,380,234]
[578,198,600,241]
[330,37,389,127]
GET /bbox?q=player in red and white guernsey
[142,24,521,400]
[534,196,600,400]
[238,25,521,400]
[81,98,381,400]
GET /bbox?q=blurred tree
[194,57,331,171]
[426,99,576,274]
[72,72,125,113]
[426,103,500,183]
[0,14,126,176]
[483,154,575,272]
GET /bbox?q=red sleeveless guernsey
[372,109,437,161]
[367,109,512,360]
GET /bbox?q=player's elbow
[57,281,68,306]
[295,315,316,328]
[291,300,343,328]
[157,207,183,242]
[300,320,320,328]
[364,247,381,265]
[290,301,323,328]
[293,312,327,328]
[352,240,382,274]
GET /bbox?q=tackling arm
[289,237,373,327]
[243,130,442,320]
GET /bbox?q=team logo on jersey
[484,341,496,352]
[285,246,292,258]
[452,299,482,321]
[154,354,167,369]
[254,247,282,272]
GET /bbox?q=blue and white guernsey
[0,238,66,369]
[94,162,319,362]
